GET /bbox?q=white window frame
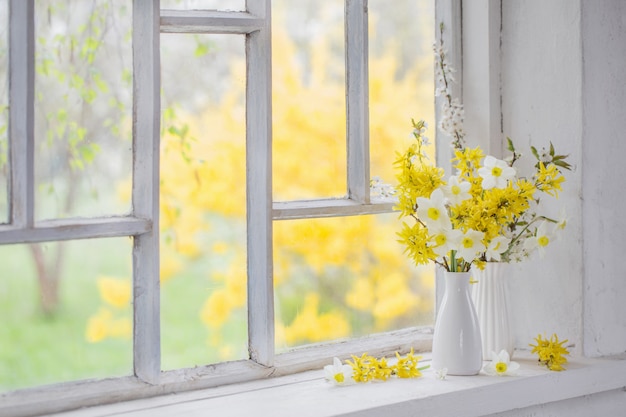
[1,1,460,415]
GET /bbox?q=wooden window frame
[1,1,461,415]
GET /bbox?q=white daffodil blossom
[324,357,355,386]
[442,175,471,206]
[555,208,569,232]
[477,155,516,190]
[430,227,462,259]
[483,350,520,376]
[523,221,553,258]
[484,236,511,262]
[451,229,486,262]
[416,189,451,231]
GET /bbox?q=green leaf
[531,146,540,160]
[506,137,515,152]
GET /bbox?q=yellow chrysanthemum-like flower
[394,145,445,217]
[535,162,566,197]
[452,146,485,176]
[394,348,424,379]
[397,222,437,266]
[529,333,570,371]
[346,349,428,383]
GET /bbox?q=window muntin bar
[8,0,35,229]
[132,0,161,385]
[0,1,8,224]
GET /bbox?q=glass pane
[161,0,245,10]
[271,0,347,201]
[34,1,133,220]
[0,238,132,392]
[0,0,7,223]
[274,214,434,351]
[369,0,436,195]
[160,34,248,369]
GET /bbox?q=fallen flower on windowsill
[482,350,520,376]
[324,357,355,386]
[529,333,570,371]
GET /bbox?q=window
[1,0,436,414]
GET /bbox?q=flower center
[427,207,440,221]
[334,373,345,383]
[491,166,503,177]
[538,236,550,247]
[462,237,474,248]
[495,362,508,373]
[434,234,447,246]
[451,185,461,195]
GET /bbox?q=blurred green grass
[0,237,240,392]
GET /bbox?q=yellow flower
[452,146,484,176]
[529,333,570,371]
[394,348,425,379]
[535,162,565,197]
[97,276,131,309]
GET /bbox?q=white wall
[465,0,626,358]
[580,0,626,356]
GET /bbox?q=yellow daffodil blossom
[477,156,517,190]
[482,350,520,376]
[324,357,355,386]
[530,333,570,371]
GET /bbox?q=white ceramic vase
[471,262,514,359]
[431,270,482,375]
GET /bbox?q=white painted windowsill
[51,351,626,417]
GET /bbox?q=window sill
[49,351,626,417]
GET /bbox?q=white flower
[482,350,520,376]
[431,228,463,258]
[555,208,569,232]
[435,367,448,380]
[478,156,516,189]
[442,176,471,206]
[451,229,486,262]
[484,236,511,262]
[416,189,451,231]
[324,357,355,386]
[523,221,552,258]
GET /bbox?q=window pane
[0,238,132,392]
[271,0,347,201]
[34,1,133,220]
[0,0,7,223]
[160,34,248,369]
[161,0,245,10]
[369,0,436,193]
[274,214,434,351]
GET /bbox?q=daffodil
[482,350,520,376]
[478,156,516,190]
[484,236,511,262]
[324,357,355,386]
[442,175,471,206]
[523,221,552,257]
[430,228,462,259]
[451,229,485,262]
[416,188,451,231]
